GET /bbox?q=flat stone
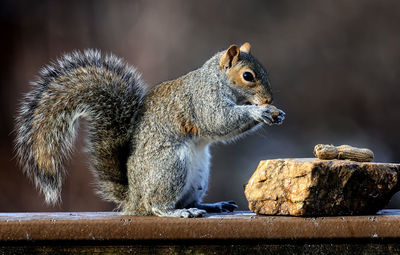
[244,158,400,216]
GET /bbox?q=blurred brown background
[1,0,400,212]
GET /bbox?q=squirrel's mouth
[242,100,263,106]
[241,97,270,106]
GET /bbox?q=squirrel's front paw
[249,106,275,125]
[249,105,285,126]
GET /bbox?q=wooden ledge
[1,210,400,242]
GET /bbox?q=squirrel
[15,43,285,217]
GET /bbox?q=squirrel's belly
[176,141,210,206]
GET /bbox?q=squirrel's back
[15,49,147,207]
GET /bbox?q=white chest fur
[177,140,211,205]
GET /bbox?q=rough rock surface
[244,158,400,216]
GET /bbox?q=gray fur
[15,49,147,207]
[15,45,284,217]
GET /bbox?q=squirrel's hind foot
[154,208,207,218]
[193,201,238,213]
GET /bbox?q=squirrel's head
[219,43,273,106]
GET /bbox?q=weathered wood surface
[1,211,400,254]
[1,211,400,241]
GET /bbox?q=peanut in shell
[314,144,338,160]
[336,145,374,162]
[314,144,374,162]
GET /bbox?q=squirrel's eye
[242,72,254,82]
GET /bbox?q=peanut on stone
[314,144,374,162]
[314,144,338,160]
[336,145,374,162]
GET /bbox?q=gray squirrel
[15,43,285,217]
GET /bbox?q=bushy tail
[15,50,147,207]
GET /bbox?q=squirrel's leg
[175,145,238,213]
[125,144,207,218]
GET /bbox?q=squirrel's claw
[261,110,275,125]
[272,109,285,125]
[249,105,274,125]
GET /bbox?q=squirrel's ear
[240,42,251,54]
[220,44,239,70]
